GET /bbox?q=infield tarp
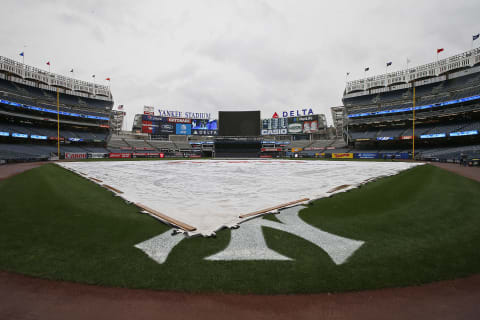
[58,160,421,236]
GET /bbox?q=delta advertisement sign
[272,108,314,118]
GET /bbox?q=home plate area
[59,160,420,238]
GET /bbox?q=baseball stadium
[1,6,480,318]
[1,47,480,319]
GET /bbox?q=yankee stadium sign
[158,109,211,119]
[135,206,364,265]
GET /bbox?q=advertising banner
[261,148,282,152]
[380,153,410,159]
[88,153,107,159]
[192,129,218,135]
[304,147,325,151]
[332,153,353,159]
[191,119,218,135]
[65,152,87,159]
[287,115,319,134]
[109,153,132,158]
[144,106,155,115]
[132,153,163,158]
[176,123,192,135]
[142,120,153,134]
[142,115,163,121]
[261,128,288,135]
[354,153,378,159]
[168,117,192,124]
[159,122,175,134]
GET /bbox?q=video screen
[218,111,260,136]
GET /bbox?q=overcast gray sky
[1,0,479,127]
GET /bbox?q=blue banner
[354,153,378,159]
[176,123,191,135]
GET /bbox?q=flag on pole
[437,48,444,54]
[386,62,392,67]
[364,67,369,72]
[346,72,350,76]
[473,34,480,41]
[105,77,111,81]
[70,69,74,73]
[19,52,24,57]
[46,61,50,66]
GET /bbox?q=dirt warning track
[0,271,479,320]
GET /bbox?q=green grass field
[0,163,479,294]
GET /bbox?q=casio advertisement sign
[261,128,288,135]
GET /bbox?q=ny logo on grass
[135,206,364,265]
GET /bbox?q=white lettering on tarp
[135,206,364,265]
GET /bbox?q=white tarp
[58,160,421,235]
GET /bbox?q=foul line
[135,203,197,232]
[239,198,310,219]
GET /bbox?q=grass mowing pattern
[0,163,479,293]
